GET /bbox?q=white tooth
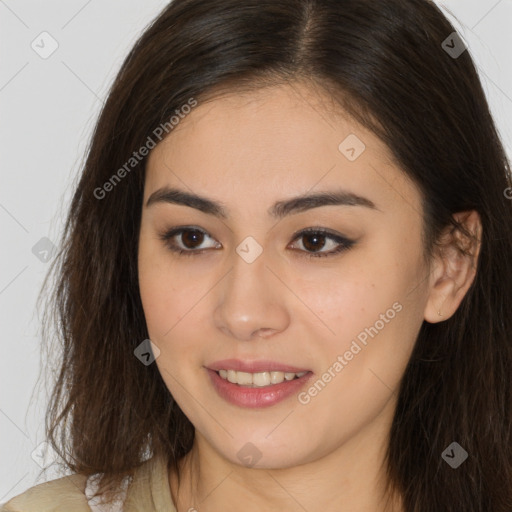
[236,371,253,386]
[253,372,270,387]
[270,371,285,384]
[218,370,303,386]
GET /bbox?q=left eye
[288,228,355,258]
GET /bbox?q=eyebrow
[145,186,379,219]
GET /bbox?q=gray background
[1,0,511,503]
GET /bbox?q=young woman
[2,0,511,511]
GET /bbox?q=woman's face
[138,82,432,469]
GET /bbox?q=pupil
[303,233,325,252]
[182,230,204,248]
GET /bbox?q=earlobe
[424,210,482,324]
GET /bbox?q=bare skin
[137,81,481,512]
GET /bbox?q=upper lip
[206,359,311,374]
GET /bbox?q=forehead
[144,83,420,218]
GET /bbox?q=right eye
[159,226,222,256]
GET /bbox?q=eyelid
[289,226,347,243]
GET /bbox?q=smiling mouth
[215,369,309,387]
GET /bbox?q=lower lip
[206,368,313,408]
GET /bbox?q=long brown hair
[38,0,512,509]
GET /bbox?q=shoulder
[1,454,174,512]
[1,473,91,512]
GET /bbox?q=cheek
[299,244,421,372]
[138,243,215,377]
[296,281,417,440]
[138,260,166,336]
[296,255,399,331]
[138,230,196,333]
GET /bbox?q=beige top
[1,454,177,512]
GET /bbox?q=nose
[213,247,290,341]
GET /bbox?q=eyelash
[158,226,355,259]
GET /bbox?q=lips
[206,368,313,408]
[206,359,310,373]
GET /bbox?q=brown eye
[159,226,221,256]
[289,228,355,258]
[301,232,327,252]
[180,229,205,249]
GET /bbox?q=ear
[424,210,482,323]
